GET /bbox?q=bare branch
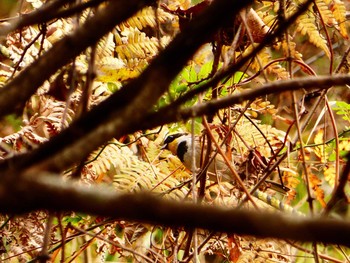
[1,172,350,247]
[0,0,155,117]
[0,0,253,174]
[139,75,350,131]
[325,151,350,215]
[170,0,314,108]
[0,0,106,33]
[179,75,350,120]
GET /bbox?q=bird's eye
[163,135,175,144]
[163,133,187,145]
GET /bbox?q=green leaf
[107,82,121,93]
[224,71,247,86]
[5,114,22,132]
[174,84,188,94]
[152,228,164,244]
[233,71,247,83]
[333,101,350,121]
[182,65,197,82]
[63,214,84,225]
[198,61,214,80]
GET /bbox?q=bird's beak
[161,143,168,150]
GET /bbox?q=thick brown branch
[0,0,155,117]
[0,0,106,33]
[0,0,253,174]
[139,75,350,131]
[324,151,350,215]
[2,172,350,247]
[170,0,314,108]
[179,75,350,119]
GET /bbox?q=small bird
[162,133,292,201]
[162,133,234,182]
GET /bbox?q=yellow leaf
[310,173,326,208]
[339,140,350,151]
[296,11,331,58]
[314,129,327,162]
[324,165,336,187]
[332,0,348,39]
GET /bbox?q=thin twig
[39,213,53,263]
[202,117,259,208]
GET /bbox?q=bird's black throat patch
[177,140,188,162]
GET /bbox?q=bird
[162,133,294,210]
[162,133,234,182]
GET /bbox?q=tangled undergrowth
[0,0,349,262]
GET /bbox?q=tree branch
[0,0,107,34]
[324,151,350,215]
[0,0,70,27]
[0,0,155,117]
[138,75,350,131]
[179,75,350,119]
[1,172,350,247]
[0,0,253,174]
[169,0,314,108]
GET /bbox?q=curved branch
[1,172,350,247]
[0,0,107,33]
[0,0,253,174]
[169,0,314,108]
[0,0,155,117]
[179,75,350,119]
[139,75,350,131]
[324,151,350,215]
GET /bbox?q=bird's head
[161,133,191,162]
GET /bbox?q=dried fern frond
[96,57,140,83]
[277,39,303,61]
[114,5,174,72]
[5,26,51,69]
[243,46,289,79]
[115,28,168,61]
[113,27,171,80]
[295,7,331,58]
[0,211,49,262]
[331,0,348,39]
[166,0,191,10]
[316,0,337,27]
[234,119,287,158]
[46,19,75,44]
[96,32,115,61]
[86,139,188,200]
[0,96,74,158]
[256,1,278,28]
[118,6,173,32]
